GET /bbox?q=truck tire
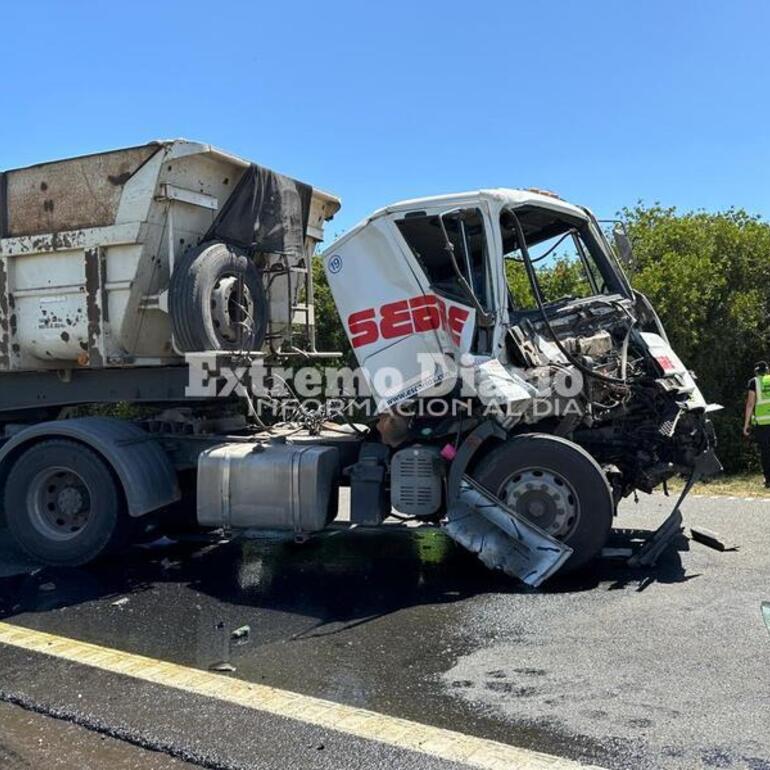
[170,241,268,352]
[4,440,129,566]
[472,434,613,572]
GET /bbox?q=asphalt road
[0,701,199,770]
[0,491,769,770]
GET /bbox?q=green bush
[622,205,770,473]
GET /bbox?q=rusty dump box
[0,140,340,373]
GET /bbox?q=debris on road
[208,661,236,673]
[111,597,130,608]
[690,526,736,552]
[38,582,56,592]
[628,509,684,567]
[600,547,634,559]
[230,625,251,645]
[762,602,770,634]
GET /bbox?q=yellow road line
[0,621,604,770]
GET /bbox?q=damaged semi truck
[0,141,721,584]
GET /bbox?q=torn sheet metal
[627,508,683,567]
[443,476,572,587]
[473,357,536,411]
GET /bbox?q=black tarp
[204,164,313,258]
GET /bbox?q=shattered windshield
[396,208,491,309]
[501,206,616,311]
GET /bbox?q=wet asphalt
[0,490,769,770]
[0,700,199,770]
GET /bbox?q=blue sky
[2,0,769,240]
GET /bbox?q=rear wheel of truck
[170,241,268,352]
[4,440,128,567]
[472,434,613,572]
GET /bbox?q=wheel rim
[499,467,580,539]
[210,274,255,344]
[27,467,93,541]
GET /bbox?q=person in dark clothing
[744,360,770,487]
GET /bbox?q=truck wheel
[170,241,268,352]
[472,434,613,572]
[4,440,128,566]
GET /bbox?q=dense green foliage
[505,258,588,310]
[313,206,770,472]
[623,206,770,473]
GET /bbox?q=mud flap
[443,476,573,587]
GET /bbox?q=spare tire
[170,241,268,352]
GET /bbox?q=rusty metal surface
[84,247,104,368]
[4,145,158,237]
[0,171,7,239]
[0,258,8,369]
[0,222,142,256]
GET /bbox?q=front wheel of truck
[472,434,613,572]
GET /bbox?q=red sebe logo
[348,294,471,349]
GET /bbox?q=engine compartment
[492,295,712,499]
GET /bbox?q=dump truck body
[0,140,339,374]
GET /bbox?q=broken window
[501,207,611,311]
[396,208,490,309]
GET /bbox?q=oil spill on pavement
[4,497,767,770]
[0,524,624,766]
[0,498,770,770]
[440,500,770,770]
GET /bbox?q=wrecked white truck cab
[324,189,721,576]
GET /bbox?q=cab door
[325,214,477,411]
